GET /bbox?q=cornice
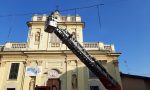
[0,51,24,55]
[0,50,121,56]
[27,21,85,28]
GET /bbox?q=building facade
[0,11,122,90]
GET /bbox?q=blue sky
[0,0,150,76]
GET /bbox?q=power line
[96,5,102,32]
[0,11,52,18]
[0,3,104,18]
[7,15,15,42]
[1,3,104,44]
[60,3,104,12]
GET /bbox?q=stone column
[35,61,42,86]
[0,61,6,90]
[77,60,85,90]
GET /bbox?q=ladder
[44,15,121,90]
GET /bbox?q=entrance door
[35,86,49,90]
[47,79,60,90]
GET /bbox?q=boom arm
[44,15,121,90]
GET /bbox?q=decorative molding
[40,33,43,39]
[45,61,63,68]
[23,61,27,66]
[101,60,107,65]
[26,61,31,66]
[66,60,71,65]
[66,60,77,66]
[29,33,33,39]
[37,61,42,66]
[1,61,6,67]
[113,60,119,66]
[47,69,61,78]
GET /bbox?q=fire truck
[44,13,121,90]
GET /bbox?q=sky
[0,0,150,77]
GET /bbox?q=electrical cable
[7,15,15,42]
[2,3,104,45]
[96,5,102,32]
[60,3,104,12]
[0,3,104,18]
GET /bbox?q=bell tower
[27,11,84,50]
[27,14,48,50]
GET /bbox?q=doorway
[47,79,60,90]
[35,79,60,90]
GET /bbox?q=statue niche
[35,31,40,44]
[29,77,36,90]
[72,74,77,89]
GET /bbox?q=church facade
[0,11,122,90]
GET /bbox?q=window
[7,88,15,90]
[9,63,20,80]
[90,86,99,90]
[89,70,98,79]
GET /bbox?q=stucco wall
[121,74,150,90]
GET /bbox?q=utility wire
[96,5,102,32]
[0,11,52,18]
[7,15,15,42]
[0,3,104,18]
[60,3,104,12]
[2,3,104,44]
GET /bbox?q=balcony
[47,42,115,52]
[4,42,27,51]
[2,42,115,52]
[83,42,114,52]
[83,42,99,50]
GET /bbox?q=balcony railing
[48,42,114,52]
[4,42,27,51]
[11,43,27,48]
[2,42,114,52]
[104,45,112,51]
[83,42,113,51]
[83,42,99,49]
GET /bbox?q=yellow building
[0,11,122,90]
